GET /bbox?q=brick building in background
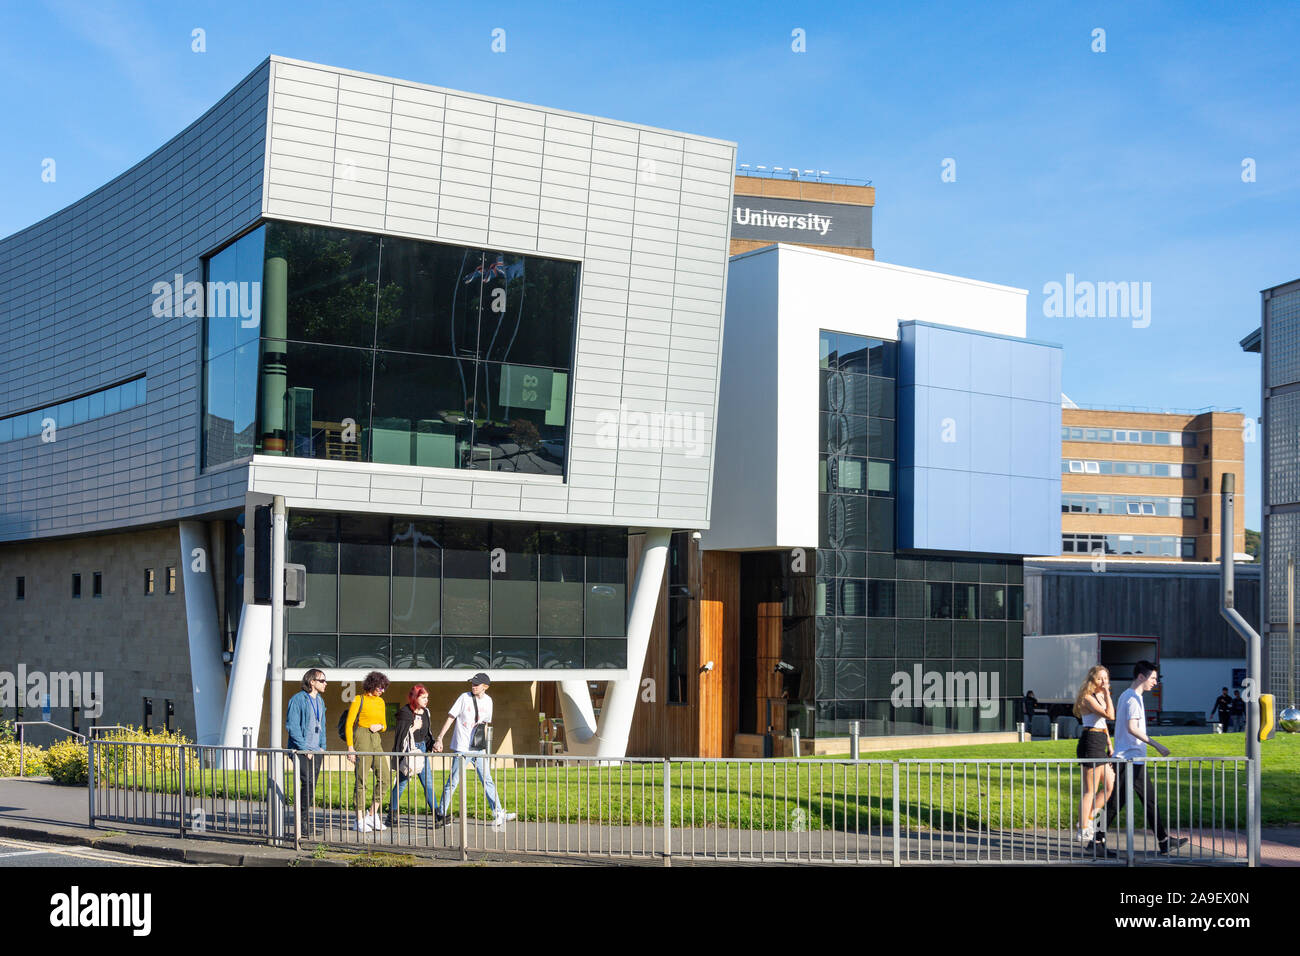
[729,171,874,259]
[1059,406,1247,562]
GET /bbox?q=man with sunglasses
[287,669,328,836]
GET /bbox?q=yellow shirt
[345,694,387,749]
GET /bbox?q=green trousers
[353,726,390,810]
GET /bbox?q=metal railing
[14,721,86,777]
[85,741,1253,866]
[735,166,872,186]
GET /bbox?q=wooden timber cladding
[626,542,739,757]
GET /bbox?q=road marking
[0,837,187,866]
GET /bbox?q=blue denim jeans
[439,751,500,814]
[390,742,438,815]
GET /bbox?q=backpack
[337,701,363,742]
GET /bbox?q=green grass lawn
[91,733,1299,831]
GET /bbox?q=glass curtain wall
[202,222,578,474]
[816,330,1025,738]
[285,513,626,671]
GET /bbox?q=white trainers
[493,810,517,828]
[372,815,388,831]
[354,818,373,833]
[1076,824,1094,843]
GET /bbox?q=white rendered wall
[705,244,1028,552]
[255,57,736,531]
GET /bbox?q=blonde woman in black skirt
[1074,666,1115,843]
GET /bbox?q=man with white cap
[433,672,517,828]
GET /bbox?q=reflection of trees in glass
[265,223,401,344]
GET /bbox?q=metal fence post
[293,753,301,853]
[791,729,801,758]
[87,738,96,829]
[1247,758,1258,867]
[850,722,860,761]
[459,757,468,863]
[1125,761,1135,867]
[17,723,23,778]
[662,759,672,867]
[892,761,900,867]
[177,744,187,839]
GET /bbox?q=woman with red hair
[387,684,441,827]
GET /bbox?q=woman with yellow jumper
[345,671,391,833]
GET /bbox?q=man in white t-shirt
[432,673,516,828]
[1093,660,1188,858]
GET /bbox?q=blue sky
[2,0,1295,526]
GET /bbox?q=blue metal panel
[926,387,971,472]
[928,327,972,393]
[897,321,1062,557]
[970,473,1011,553]
[929,468,972,552]
[969,392,1011,475]
[969,333,1012,397]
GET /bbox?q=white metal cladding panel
[0,60,270,543]
[265,58,733,527]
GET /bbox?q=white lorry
[1023,633,1161,725]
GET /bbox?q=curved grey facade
[0,63,269,542]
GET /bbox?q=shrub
[93,725,192,780]
[0,739,46,777]
[45,738,88,786]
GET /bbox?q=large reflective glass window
[470,362,567,474]
[273,343,374,461]
[265,223,381,349]
[339,515,390,634]
[539,528,585,637]
[491,524,538,636]
[369,351,475,468]
[377,237,482,358]
[391,520,441,636]
[442,521,490,634]
[287,514,338,634]
[481,253,577,370]
[585,528,627,637]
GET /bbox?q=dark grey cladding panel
[0,61,270,542]
[730,195,872,249]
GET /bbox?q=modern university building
[0,57,735,756]
[1,56,1067,758]
[629,244,1063,756]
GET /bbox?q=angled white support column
[557,680,599,756]
[557,528,672,759]
[219,601,271,748]
[178,521,227,746]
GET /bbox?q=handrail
[14,720,86,778]
[88,725,133,738]
[14,720,85,741]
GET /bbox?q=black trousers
[1102,762,1168,846]
[295,752,324,807]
